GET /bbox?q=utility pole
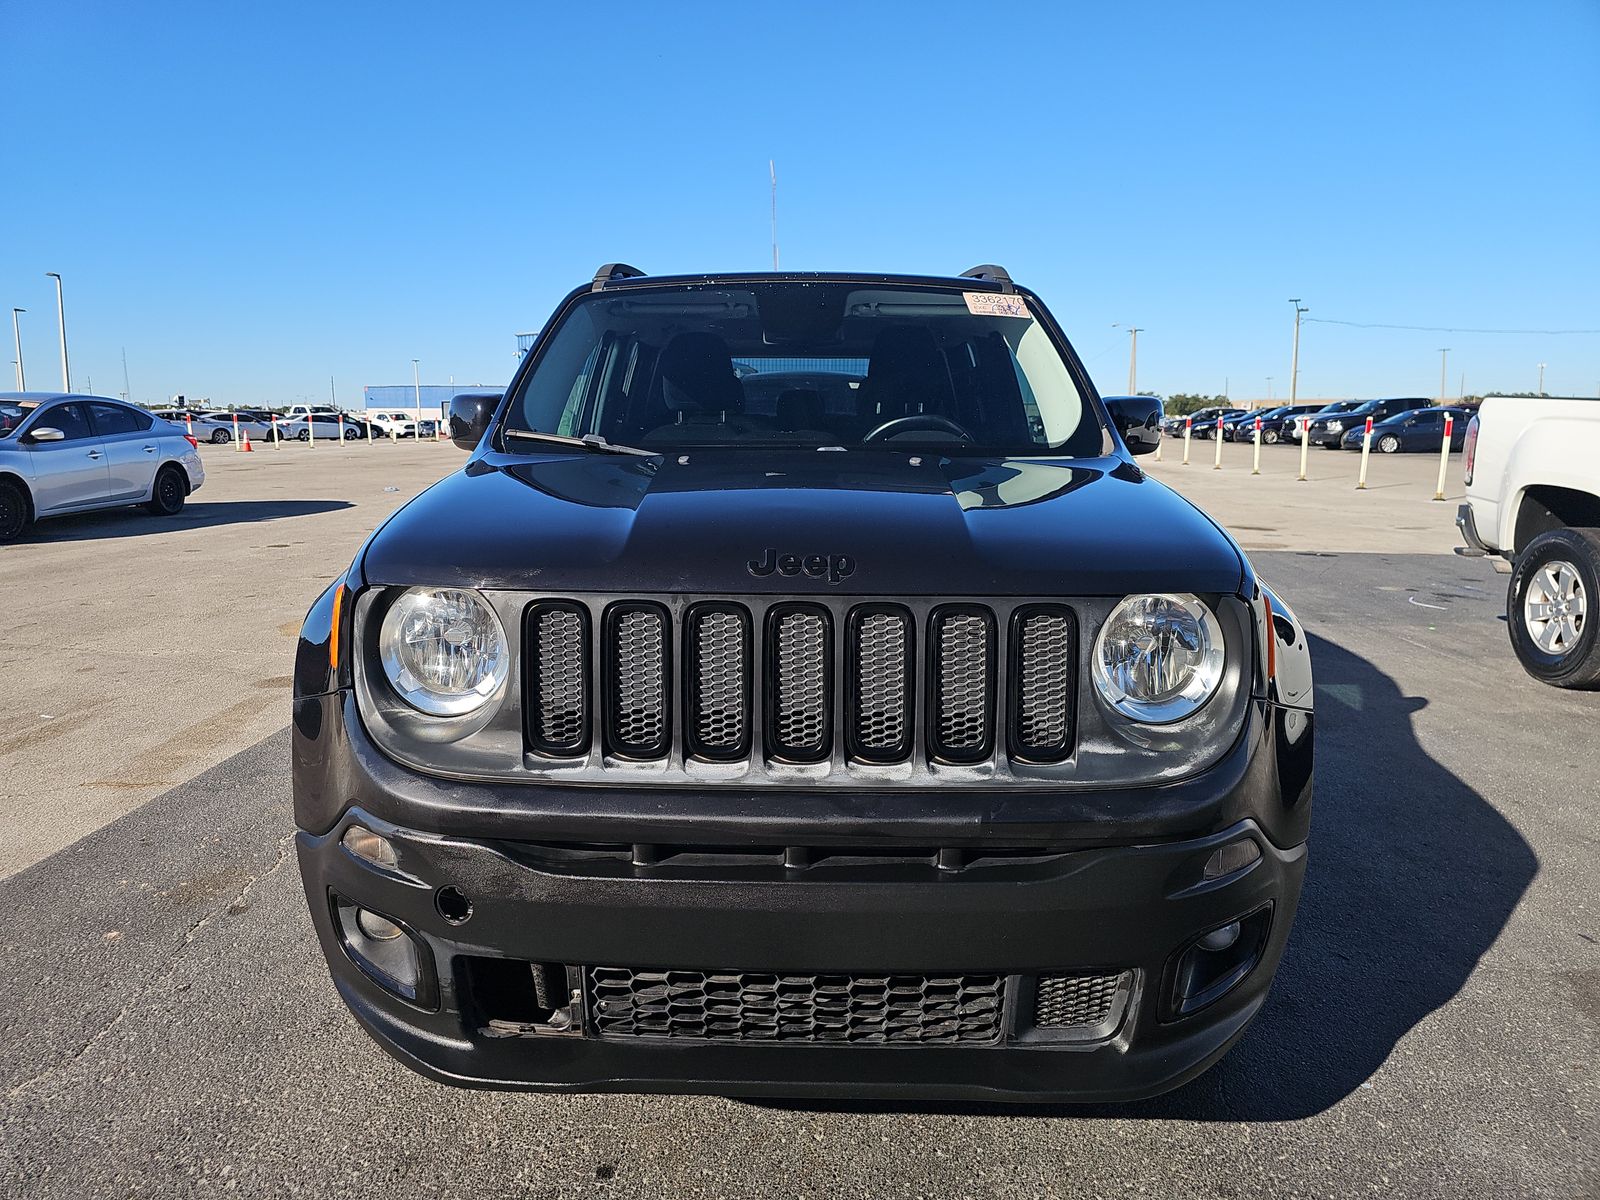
[1266,377,1274,402]
[769,160,779,271]
[412,359,422,438]
[9,309,23,390]
[1288,299,1308,406]
[45,272,70,391]
[1112,325,1143,394]
[1537,363,1547,395]
[1438,349,1450,403]
[121,347,132,403]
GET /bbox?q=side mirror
[1103,396,1163,456]
[448,392,502,451]
[24,426,65,443]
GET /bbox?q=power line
[1304,317,1600,335]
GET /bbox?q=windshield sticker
[964,291,1031,318]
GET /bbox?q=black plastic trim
[843,604,916,764]
[523,600,592,758]
[927,605,997,765]
[1007,604,1078,764]
[682,601,754,763]
[600,601,672,760]
[764,602,833,764]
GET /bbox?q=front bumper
[294,693,1311,1102]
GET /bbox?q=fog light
[1202,839,1261,880]
[1165,905,1273,1020]
[341,826,398,869]
[356,908,403,941]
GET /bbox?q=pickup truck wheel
[1508,528,1600,688]
[145,466,188,517]
[0,479,31,543]
[1377,434,1401,454]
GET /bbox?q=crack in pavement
[4,831,296,1100]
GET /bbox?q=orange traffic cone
[242,430,254,452]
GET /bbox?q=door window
[34,402,94,441]
[89,403,153,436]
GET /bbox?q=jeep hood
[359,450,1246,596]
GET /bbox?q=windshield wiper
[501,429,657,456]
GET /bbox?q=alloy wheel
[1524,560,1587,655]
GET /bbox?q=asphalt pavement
[2,529,1595,1197]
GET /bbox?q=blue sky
[3,1,1597,407]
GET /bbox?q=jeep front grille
[521,596,1079,776]
[588,967,1005,1044]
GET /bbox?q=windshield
[0,401,39,439]
[503,282,1105,456]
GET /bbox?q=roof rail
[591,263,647,291]
[959,264,1014,292]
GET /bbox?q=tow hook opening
[462,958,583,1038]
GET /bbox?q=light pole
[1288,299,1308,406]
[1112,325,1144,394]
[1537,363,1547,396]
[1438,349,1450,403]
[1265,377,1274,402]
[45,273,70,392]
[412,359,422,440]
[10,309,24,390]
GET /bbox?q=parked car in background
[1166,406,1232,437]
[196,412,275,443]
[1191,406,1242,439]
[1339,407,1469,453]
[1305,397,1431,449]
[0,393,205,543]
[1457,394,1600,688]
[278,412,369,441]
[1271,401,1357,445]
[366,411,419,438]
[1218,408,1284,442]
[1254,404,1324,444]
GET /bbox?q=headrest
[775,388,825,431]
[655,332,744,414]
[862,326,954,418]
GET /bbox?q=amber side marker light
[329,583,347,673]
[1262,592,1277,682]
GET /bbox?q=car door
[89,402,161,500]
[24,401,110,514]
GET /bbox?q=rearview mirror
[448,393,502,451]
[1102,396,1163,456]
[25,426,65,443]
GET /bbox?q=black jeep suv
[293,264,1313,1102]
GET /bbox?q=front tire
[1507,528,1600,689]
[344,427,361,440]
[297,428,311,442]
[145,466,187,517]
[0,478,31,543]
[1377,434,1401,454]
[1263,429,1279,445]
[210,428,231,444]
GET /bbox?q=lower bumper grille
[588,967,1005,1044]
[1036,971,1127,1029]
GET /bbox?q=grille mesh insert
[771,609,829,758]
[934,611,992,757]
[690,608,749,755]
[852,611,910,757]
[589,967,1005,1044]
[1035,972,1124,1028]
[529,606,586,753]
[610,607,667,755]
[1015,611,1074,757]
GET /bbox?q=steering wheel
[861,414,974,443]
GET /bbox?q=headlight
[1325,420,1344,432]
[1091,594,1226,723]
[378,588,509,716]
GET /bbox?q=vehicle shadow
[17,500,354,543]
[756,630,1536,1121]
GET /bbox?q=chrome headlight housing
[1091,593,1226,724]
[378,587,509,716]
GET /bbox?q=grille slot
[589,967,1005,1044]
[930,608,995,762]
[525,603,590,756]
[603,603,670,758]
[1010,607,1077,762]
[686,604,751,760]
[767,606,832,762]
[847,606,913,762]
[1035,972,1126,1029]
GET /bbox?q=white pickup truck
[1458,394,1600,687]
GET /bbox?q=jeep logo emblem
[747,547,856,585]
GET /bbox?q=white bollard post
[308,413,315,449]
[1434,413,1454,501]
[365,410,374,449]
[1252,418,1262,475]
[1356,416,1374,489]
[270,415,278,446]
[1213,415,1224,469]
[1154,423,1163,461]
[1182,417,1192,465]
[184,413,193,439]
[231,408,241,452]
[1297,415,1310,481]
